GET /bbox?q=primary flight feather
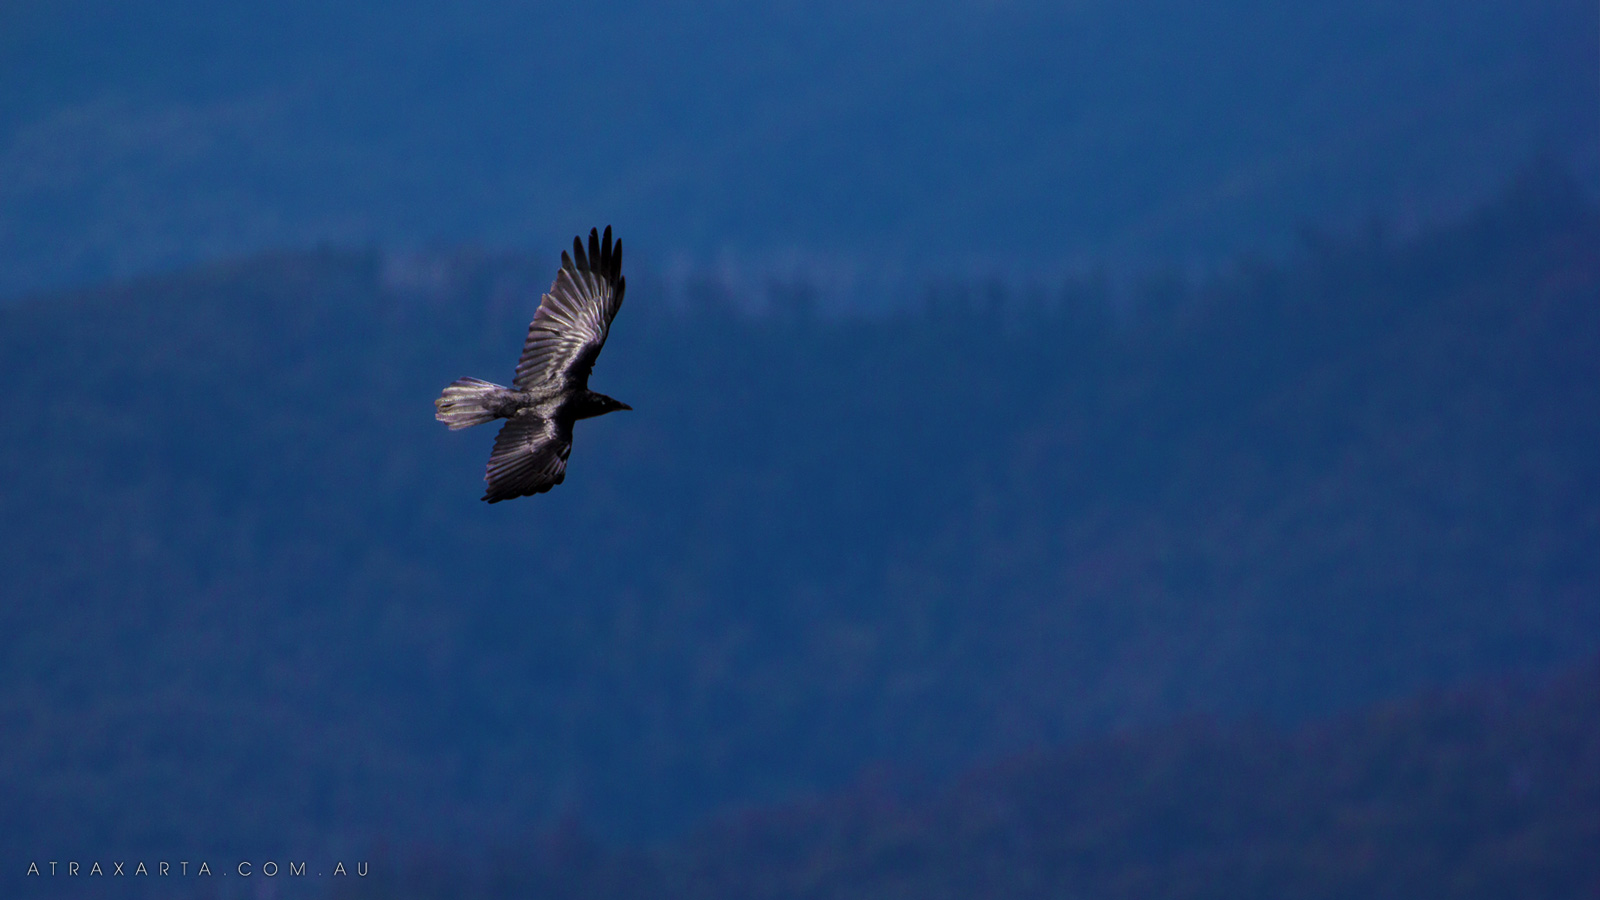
[435,226,630,502]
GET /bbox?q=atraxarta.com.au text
[26,860,368,877]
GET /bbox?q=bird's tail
[435,376,507,430]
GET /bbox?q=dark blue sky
[1,0,1595,298]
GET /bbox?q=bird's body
[435,226,629,502]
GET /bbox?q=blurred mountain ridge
[1,0,1595,298]
[340,656,1600,900]
[0,168,1597,874]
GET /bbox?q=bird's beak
[617,402,633,411]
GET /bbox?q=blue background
[1,2,1597,898]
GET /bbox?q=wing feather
[482,412,572,503]
[513,226,626,391]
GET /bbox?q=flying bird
[435,226,630,502]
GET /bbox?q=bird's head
[577,390,632,419]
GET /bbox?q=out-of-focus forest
[2,0,1596,299]
[340,660,1599,900]
[2,166,1596,897]
[3,0,1599,895]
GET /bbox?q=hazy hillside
[341,658,1600,900]
[2,0,1596,297]
[1,170,1597,875]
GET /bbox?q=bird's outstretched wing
[482,412,573,503]
[513,226,625,391]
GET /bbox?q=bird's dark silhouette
[435,226,630,502]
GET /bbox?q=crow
[435,226,630,502]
